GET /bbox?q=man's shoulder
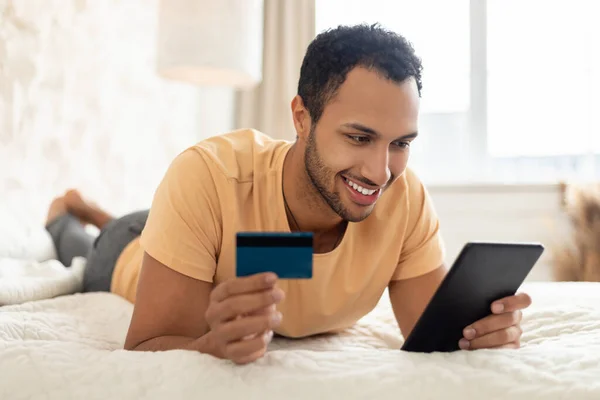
[383,167,426,199]
[183,129,291,182]
[371,167,429,218]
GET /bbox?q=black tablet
[401,241,545,353]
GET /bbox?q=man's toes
[64,189,84,205]
[64,189,89,212]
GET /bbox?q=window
[316,0,600,184]
[316,0,470,114]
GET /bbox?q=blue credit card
[236,232,313,279]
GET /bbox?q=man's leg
[83,210,149,292]
[45,196,100,267]
[63,189,114,229]
[45,190,149,293]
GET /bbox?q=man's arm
[388,170,531,349]
[388,264,532,349]
[123,147,285,364]
[123,252,217,354]
[388,264,447,338]
[124,252,283,364]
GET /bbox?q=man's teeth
[344,178,377,196]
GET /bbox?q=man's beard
[304,127,370,223]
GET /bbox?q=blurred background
[1,0,598,281]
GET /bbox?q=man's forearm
[130,331,220,357]
[388,265,448,338]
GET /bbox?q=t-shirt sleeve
[391,169,446,281]
[139,148,222,283]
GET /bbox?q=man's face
[304,67,420,223]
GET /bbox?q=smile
[342,177,381,206]
[343,177,377,195]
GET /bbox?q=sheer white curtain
[235,0,315,140]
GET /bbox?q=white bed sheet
[1,281,599,400]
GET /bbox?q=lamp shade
[157,0,264,88]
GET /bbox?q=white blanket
[1,282,600,400]
[0,257,85,306]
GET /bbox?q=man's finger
[463,311,522,339]
[226,335,270,365]
[246,304,277,317]
[218,312,282,343]
[207,288,284,323]
[462,325,522,350]
[211,273,278,303]
[491,292,532,314]
[490,340,521,350]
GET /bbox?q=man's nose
[361,149,391,187]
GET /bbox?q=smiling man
[112,24,532,364]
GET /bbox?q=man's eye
[348,135,370,144]
[393,141,410,149]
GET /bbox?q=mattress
[1,281,599,399]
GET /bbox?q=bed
[1,217,599,399]
[1,271,600,399]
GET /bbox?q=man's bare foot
[46,196,68,226]
[63,189,114,229]
[63,190,92,220]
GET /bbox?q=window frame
[315,0,599,184]
[470,0,598,184]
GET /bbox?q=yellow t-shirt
[111,129,445,338]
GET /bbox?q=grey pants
[45,210,149,292]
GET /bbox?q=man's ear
[291,95,311,141]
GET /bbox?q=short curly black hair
[298,23,423,125]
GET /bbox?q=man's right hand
[205,272,285,365]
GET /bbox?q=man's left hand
[459,292,532,350]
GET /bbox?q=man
[46,24,530,365]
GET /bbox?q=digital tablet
[235,232,313,279]
[401,241,544,353]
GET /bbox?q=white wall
[0,0,234,226]
[430,184,564,282]
[0,2,565,283]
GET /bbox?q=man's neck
[282,144,343,235]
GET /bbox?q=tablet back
[401,242,544,353]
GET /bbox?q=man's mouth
[342,176,381,206]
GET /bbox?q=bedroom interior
[1,0,599,398]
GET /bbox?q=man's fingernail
[271,312,282,324]
[265,273,277,284]
[272,288,284,302]
[464,328,476,339]
[492,303,505,313]
[263,330,274,344]
[459,339,470,350]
